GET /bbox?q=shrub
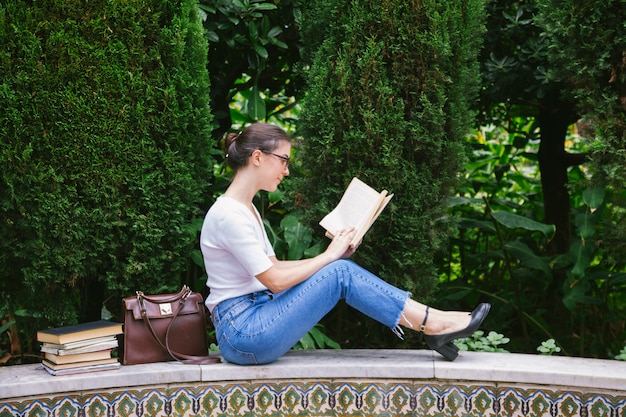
[295,0,485,348]
[0,0,214,349]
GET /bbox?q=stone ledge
[2,349,626,401]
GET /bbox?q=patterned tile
[1,380,625,417]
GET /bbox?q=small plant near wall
[537,339,561,356]
[454,330,510,353]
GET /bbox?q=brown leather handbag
[120,285,219,365]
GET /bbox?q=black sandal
[423,303,491,361]
[419,306,460,361]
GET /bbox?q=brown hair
[224,123,292,172]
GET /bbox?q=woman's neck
[223,172,258,206]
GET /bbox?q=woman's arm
[256,228,356,293]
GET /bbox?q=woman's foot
[424,310,473,335]
[423,303,491,360]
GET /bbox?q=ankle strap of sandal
[419,306,429,333]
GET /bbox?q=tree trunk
[536,96,582,351]
[537,103,576,256]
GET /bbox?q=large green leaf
[583,187,605,209]
[293,324,341,350]
[0,320,15,335]
[267,189,284,205]
[569,239,595,280]
[252,3,278,11]
[492,211,555,238]
[458,218,496,233]
[574,212,596,239]
[608,272,626,286]
[281,214,312,260]
[562,281,601,312]
[504,240,552,278]
[190,249,205,269]
[295,332,315,350]
[247,83,266,121]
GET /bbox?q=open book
[319,177,393,246]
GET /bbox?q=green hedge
[295,0,485,347]
[0,0,214,337]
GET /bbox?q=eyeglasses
[261,150,290,168]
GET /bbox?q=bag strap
[137,286,220,365]
[138,286,191,304]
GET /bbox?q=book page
[319,178,392,245]
[354,192,393,243]
[41,337,119,355]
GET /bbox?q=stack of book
[37,320,123,376]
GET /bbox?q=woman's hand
[259,227,359,293]
[325,227,357,261]
[342,237,362,258]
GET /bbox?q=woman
[200,122,490,365]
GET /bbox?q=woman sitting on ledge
[200,122,490,365]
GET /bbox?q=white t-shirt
[200,196,275,312]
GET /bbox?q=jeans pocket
[213,295,254,328]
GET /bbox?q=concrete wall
[1,350,625,416]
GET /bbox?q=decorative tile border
[2,380,625,417]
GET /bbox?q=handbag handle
[137,286,220,365]
[138,287,191,303]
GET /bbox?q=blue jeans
[211,259,410,365]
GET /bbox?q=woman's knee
[326,258,358,273]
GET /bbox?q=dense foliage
[538,0,626,254]
[0,0,214,356]
[477,0,582,257]
[536,0,626,357]
[294,0,486,347]
[437,0,626,359]
[2,0,625,363]
[198,0,301,137]
[439,119,624,357]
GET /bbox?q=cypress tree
[295,0,485,346]
[0,0,213,332]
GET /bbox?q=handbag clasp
[160,303,173,315]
